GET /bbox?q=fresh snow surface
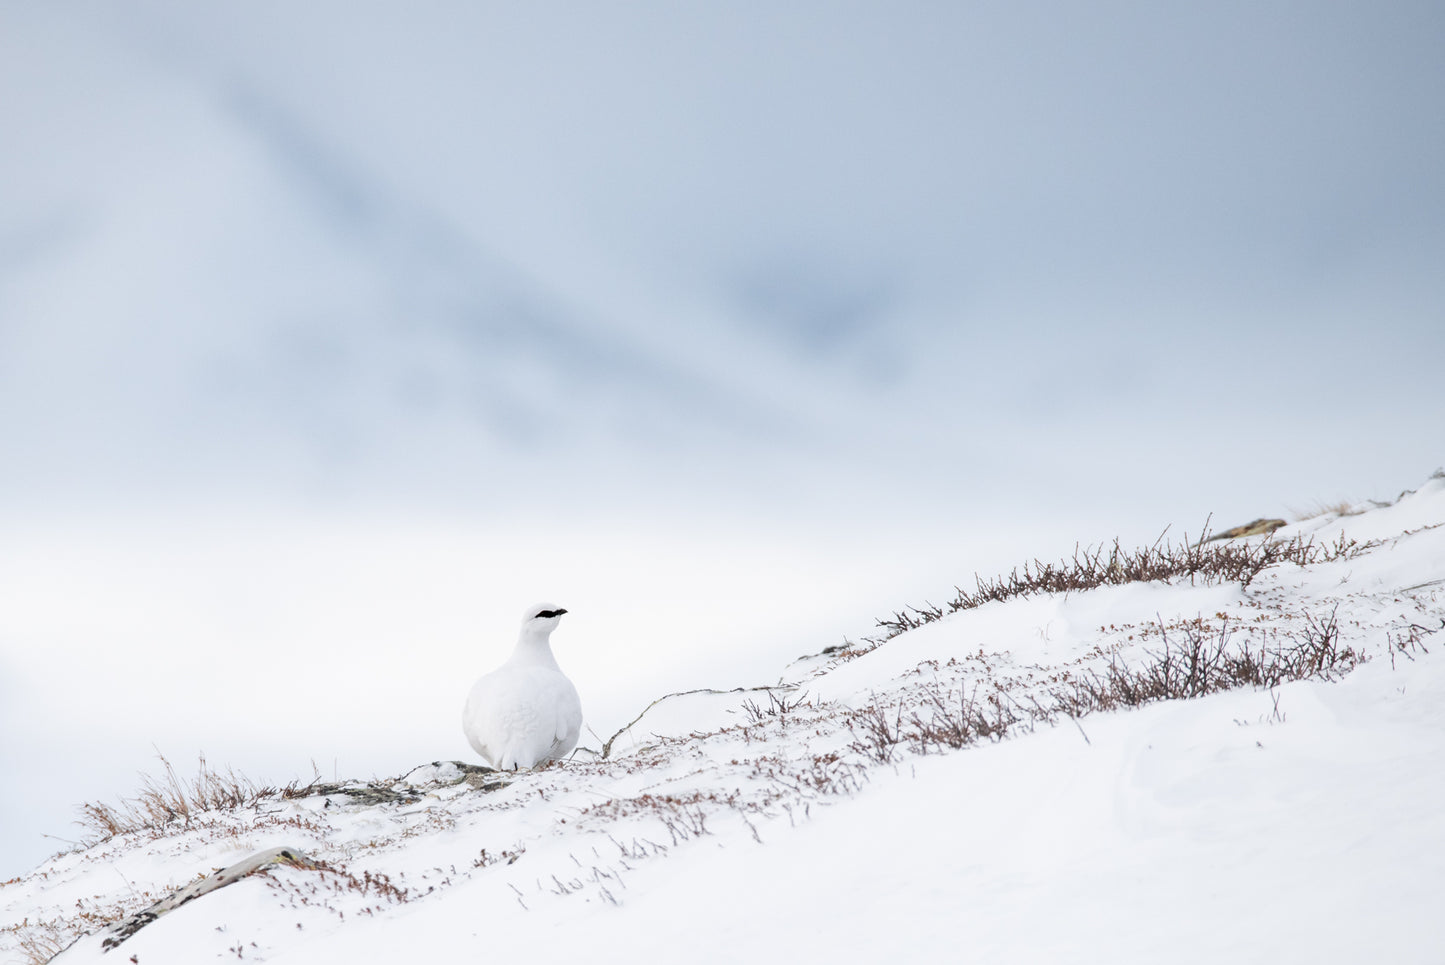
[4,477,1444,964]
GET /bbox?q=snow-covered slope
[5,476,1444,964]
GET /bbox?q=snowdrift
[5,475,1444,964]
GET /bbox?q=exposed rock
[287,761,510,807]
[101,847,317,951]
[1206,518,1287,541]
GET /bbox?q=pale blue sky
[2,1,1441,525]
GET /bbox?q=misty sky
[2,1,1441,522]
[1,2,1443,877]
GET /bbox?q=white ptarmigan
[462,603,583,770]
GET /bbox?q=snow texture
[4,476,1444,964]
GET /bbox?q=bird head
[522,602,568,633]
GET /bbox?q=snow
[590,668,1445,963]
[4,476,1444,963]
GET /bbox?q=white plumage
[462,603,583,770]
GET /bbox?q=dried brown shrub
[875,529,1367,640]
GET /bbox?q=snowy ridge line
[871,524,1375,642]
[4,475,1444,963]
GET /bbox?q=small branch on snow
[598,684,796,759]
